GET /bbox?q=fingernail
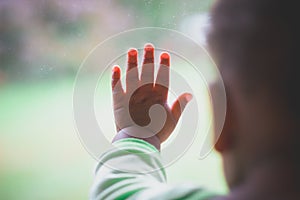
[144,44,154,62]
[112,66,120,79]
[161,52,169,60]
[160,52,170,66]
[128,48,137,56]
[144,43,154,51]
[113,66,120,73]
[128,48,137,63]
[185,93,193,102]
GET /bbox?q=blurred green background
[0,0,227,199]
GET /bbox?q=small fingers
[156,52,170,86]
[160,52,170,66]
[141,43,154,84]
[155,52,170,98]
[127,48,138,70]
[112,65,123,93]
[126,48,139,92]
[143,43,154,64]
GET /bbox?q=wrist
[112,128,161,150]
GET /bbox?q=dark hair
[208,0,300,118]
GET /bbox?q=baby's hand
[112,44,192,144]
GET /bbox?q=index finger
[126,48,139,92]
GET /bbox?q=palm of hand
[112,44,192,143]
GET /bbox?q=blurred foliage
[0,0,213,81]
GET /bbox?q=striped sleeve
[89,138,218,200]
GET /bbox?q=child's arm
[90,44,218,199]
[90,138,217,199]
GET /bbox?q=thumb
[171,93,193,122]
